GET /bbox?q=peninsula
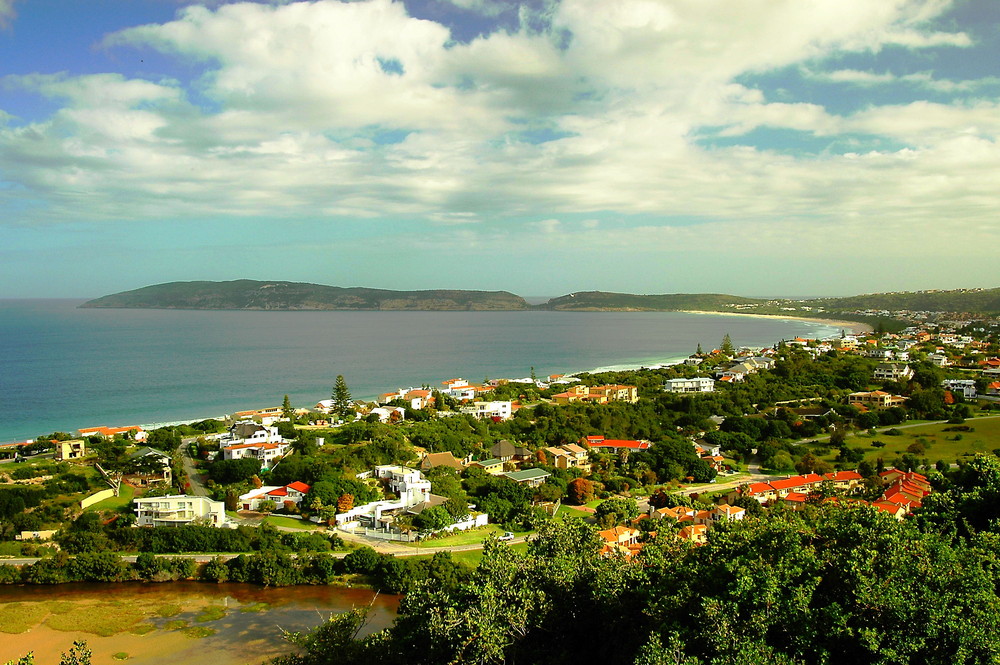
[80,280,530,311]
[81,282,1000,328]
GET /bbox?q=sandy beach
[677,310,875,335]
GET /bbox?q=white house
[942,379,977,399]
[927,353,951,367]
[238,481,311,511]
[460,400,513,420]
[369,406,406,423]
[873,363,914,382]
[134,495,227,527]
[664,377,716,393]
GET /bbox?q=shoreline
[676,310,874,335]
[1,312,868,444]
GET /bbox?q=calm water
[0,299,843,443]
[0,582,399,665]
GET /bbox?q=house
[368,406,406,423]
[233,406,286,426]
[847,391,907,409]
[78,425,146,442]
[663,377,715,393]
[125,447,172,486]
[239,481,311,511]
[872,363,914,382]
[469,458,505,475]
[551,384,638,405]
[335,466,438,532]
[941,379,977,399]
[598,526,642,556]
[927,353,951,367]
[222,441,290,468]
[134,495,227,527]
[460,401,513,421]
[490,440,516,462]
[677,524,708,545]
[374,465,432,503]
[579,435,651,451]
[503,468,551,487]
[544,444,591,472]
[223,421,283,445]
[54,439,86,461]
[420,451,466,472]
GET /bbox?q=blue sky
[1,0,998,299]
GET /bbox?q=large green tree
[332,375,353,420]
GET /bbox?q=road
[177,437,209,496]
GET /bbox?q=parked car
[498,531,515,541]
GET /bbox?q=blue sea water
[0,299,844,443]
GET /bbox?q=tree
[282,394,294,420]
[336,493,354,513]
[332,376,353,420]
[258,500,277,514]
[721,333,735,356]
[566,477,595,505]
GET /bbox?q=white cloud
[0,0,995,267]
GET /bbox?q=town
[2,314,1000,663]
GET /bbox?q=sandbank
[676,310,874,335]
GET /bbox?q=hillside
[537,291,765,311]
[805,287,1000,314]
[80,280,530,311]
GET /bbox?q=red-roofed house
[580,435,650,451]
[238,482,311,511]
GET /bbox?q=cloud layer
[0,0,997,294]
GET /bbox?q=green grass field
[408,541,529,568]
[829,415,1000,465]
[404,525,525,549]
[263,515,318,530]
[85,483,135,512]
[555,504,591,520]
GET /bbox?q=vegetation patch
[112,653,129,661]
[0,602,49,634]
[129,623,156,635]
[44,600,75,615]
[239,602,270,613]
[194,605,227,622]
[164,619,188,631]
[156,603,182,618]
[45,603,147,636]
[182,626,217,638]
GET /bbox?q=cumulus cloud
[0,0,995,263]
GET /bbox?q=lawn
[404,525,521,549]
[555,504,591,520]
[85,483,135,512]
[409,541,529,568]
[263,515,318,530]
[829,415,1000,466]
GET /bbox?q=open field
[830,416,1000,465]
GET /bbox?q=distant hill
[537,291,765,311]
[81,280,530,311]
[805,288,1000,314]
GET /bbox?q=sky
[1,0,999,299]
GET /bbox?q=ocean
[0,299,844,443]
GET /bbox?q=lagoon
[0,581,399,665]
[0,299,845,443]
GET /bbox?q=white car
[498,532,515,541]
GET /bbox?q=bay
[0,299,844,443]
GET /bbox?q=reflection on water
[0,582,400,665]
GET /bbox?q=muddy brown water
[0,582,400,665]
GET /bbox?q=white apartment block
[134,495,227,527]
[664,377,716,393]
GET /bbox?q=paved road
[177,437,209,496]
